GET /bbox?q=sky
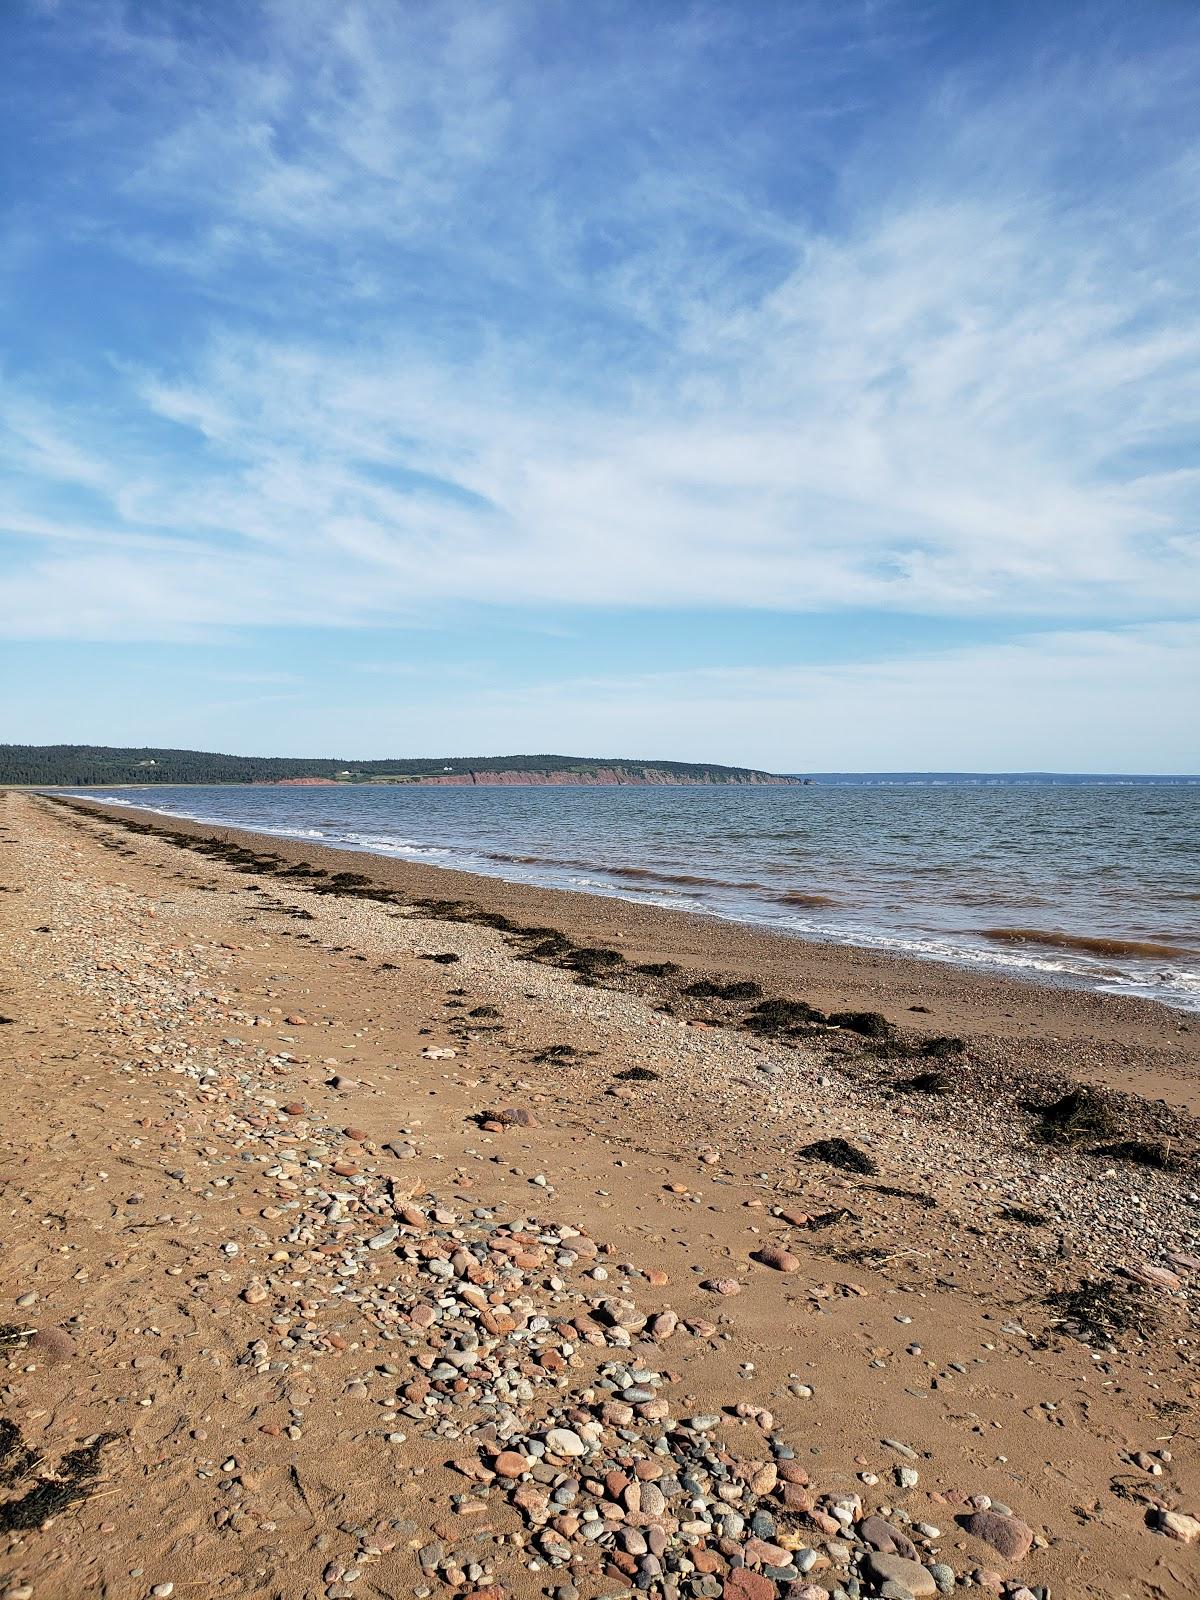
[2,0,1199,772]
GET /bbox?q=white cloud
[2,1,1199,641]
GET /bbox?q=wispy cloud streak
[1,0,1198,642]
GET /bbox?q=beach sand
[2,789,1199,1600]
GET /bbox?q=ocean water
[69,779,1200,1011]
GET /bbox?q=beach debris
[1045,1276,1160,1346]
[1030,1086,1119,1145]
[797,1137,879,1175]
[0,1429,118,1532]
[828,1010,894,1040]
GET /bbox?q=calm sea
[71,778,1200,1011]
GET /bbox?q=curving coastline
[54,791,1200,1095]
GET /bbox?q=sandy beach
[3,789,1199,1600]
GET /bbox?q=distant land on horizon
[0,744,803,788]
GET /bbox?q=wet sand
[69,794,1200,1111]
[3,790,1199,1600]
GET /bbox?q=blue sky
[2,0,1198,771]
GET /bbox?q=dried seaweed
[828,1010,894,1040]
[0,1428,117,1531]
[999,1205,1050,1226]
[683,979,763,1001]
[1046,1277,1159,1347]
[745,998,825,1033]
[797,1138,879,1175]
[1090,1139,1178,1170]
[0,1420,38,1488]
[1031,1087,1119,1146]
[896,1070,951,1094]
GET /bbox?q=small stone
[1119,1262,1181,1292]
[704,1278,742,1296]
[1157,1509,1200,1544]
[494,1451,527,1478]
[859,1516,918,1561]
[545,1428,585,1458]
[722,1570,776,1600]
[755,1244,800,1273]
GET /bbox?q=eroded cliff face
[400,768,798,786]
[275,768,799,786]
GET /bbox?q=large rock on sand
[862,1552,937,1595]
[959,1509,1034,1561]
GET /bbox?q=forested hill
[0,745,801,787]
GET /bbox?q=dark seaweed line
[42,795,1200,1181]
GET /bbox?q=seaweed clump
[531,1043,586,1064]
[798,1137,879,1176]
[999,1205,1049,1226]
[563,947,625,973]
[683,979,763,1002]
[1032,1087,1119,1147]
[896,1069,952,1094]
[0,1424,117,1532]
[828,1010,894,1040]
[745,999,825,1034]
[615,1066,660,1082]
[0,1419,37,1487]
[1090,1139,1179,1171]
[1046,1277,1159,1348]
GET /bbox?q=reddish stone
[744,1536,790,1566]
[960,1510,1034,1562]
[779,1484,815,1512]
[755,1243,800,1273]
[722,1570,777,1600]
[693,1549,725,1575]
[343,1126,369,1142]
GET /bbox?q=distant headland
[0,745,805,788]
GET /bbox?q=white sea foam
[59,783,1200,1013]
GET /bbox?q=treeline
[0,744,789,787]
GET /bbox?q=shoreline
[55,793,1200,1114]
[5,789,1200,1599]
[51,787,1200,1017]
